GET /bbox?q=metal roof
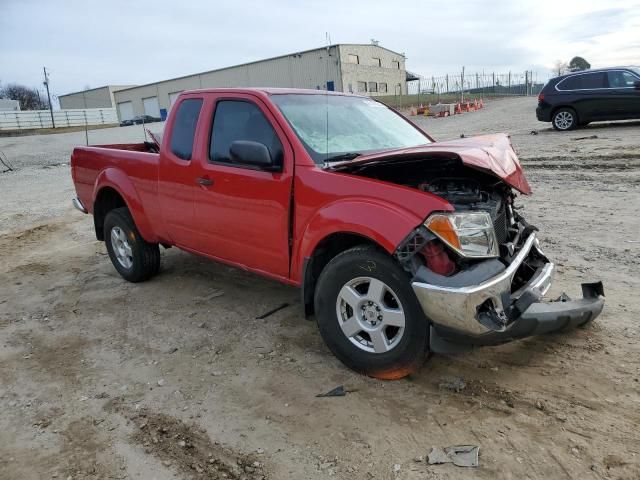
[58,85,137,98]
[113,43,406,94]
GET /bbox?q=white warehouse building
[58,85,136,109]
[112,43,408,122]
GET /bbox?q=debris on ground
[572,135,598,140]
[316,385,346,397]
[427,445,479,467]
[438,376,466,393]
[255,302,289,319]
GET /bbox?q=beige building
[112,43,408,121]
[58,85,136,109]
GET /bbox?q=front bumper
[411,233,604,350]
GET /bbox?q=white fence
[0,108,118,130]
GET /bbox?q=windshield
[271,94,431,164]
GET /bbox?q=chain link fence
[379,70,550,109]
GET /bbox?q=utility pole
[43,67,55,128]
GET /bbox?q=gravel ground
[1,97,639,479]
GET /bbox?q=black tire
[103,207,160,282]
[552,107,578,131]
[314,245,429,380]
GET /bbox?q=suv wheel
[552,108,578,131]
[104,207,160,282]
[314,245,429,379]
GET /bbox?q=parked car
[71,88,605,379]
[120,115,161,127]
[536,66,640,130]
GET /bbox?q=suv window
[170,98,203,160]
[209,100,283,167]
[607,70,638,88]
[557,72,605,90]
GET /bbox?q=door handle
[196,176,214,186]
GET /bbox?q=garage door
[143,96,160,118]
[117,101,134,121]
[168,91,182,107]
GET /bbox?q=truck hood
[327,133,532,194]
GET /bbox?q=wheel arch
[301,231,388,318]
[92,169,158,242]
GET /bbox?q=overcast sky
[1,0,639,101]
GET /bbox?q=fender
[93,168,159,243]
[292,197,433,283]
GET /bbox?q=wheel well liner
[93,187,126,240]
[301,232,382,318]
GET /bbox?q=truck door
[191,94,293,279]
[158,96,204,249]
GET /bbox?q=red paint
[70,88,531,287]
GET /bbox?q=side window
[170,98,203,160]
[608,70,638,88]
[209,100,284,167]
[558,73,605,90]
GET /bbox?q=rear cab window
[209,100,284,168]
[170,98,203,160]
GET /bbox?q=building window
[368,82,378,93]
[372,57,381,67]
[379,83,388,93]
[348,54,359,64]
[357,81,367,93]
[391,60,400,69]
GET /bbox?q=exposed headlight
[424,212,499,258]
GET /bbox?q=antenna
[324,32,331,166]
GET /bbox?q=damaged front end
[380,159,605,352]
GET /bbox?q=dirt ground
[1,97,639,479]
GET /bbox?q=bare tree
[0,83,49,110]
[552,60,569,77]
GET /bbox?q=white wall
[0,108,118,130]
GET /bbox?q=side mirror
[229,140,274,169]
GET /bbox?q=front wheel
[552,108,578,131]
[314,245,429,379]
[104,207,160,282]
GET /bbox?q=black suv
[536,67,640,130]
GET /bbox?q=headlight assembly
[424,212,499,258]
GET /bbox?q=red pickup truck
[71,88,604,379]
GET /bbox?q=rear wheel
[314,245,429,379]
[552,108,578,131]
[104,207,160,282]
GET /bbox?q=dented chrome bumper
[411,233,605,347]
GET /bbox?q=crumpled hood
[329,133,532,194]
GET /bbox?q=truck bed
[71,143,160,217]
